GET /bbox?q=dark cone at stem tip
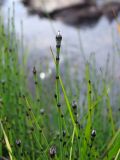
[49,146,56,158]
[91,130,96,138]
[56,31,62,48]
[72,100,77,109]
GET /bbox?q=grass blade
[0,121,14,160]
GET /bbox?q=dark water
[1,0,120,80]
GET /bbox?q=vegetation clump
[0,14,120,160]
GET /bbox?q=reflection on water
[23,0,81,12]
[1,0,120,80]
[40,69,52,80]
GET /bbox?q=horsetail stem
[55,31,63,159]
[56,31,62,105]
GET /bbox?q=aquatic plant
[0,13,120,160]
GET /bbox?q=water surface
[1,0,120,79]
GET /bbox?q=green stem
[56,46,63,160]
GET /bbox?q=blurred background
[0,0,120,81]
